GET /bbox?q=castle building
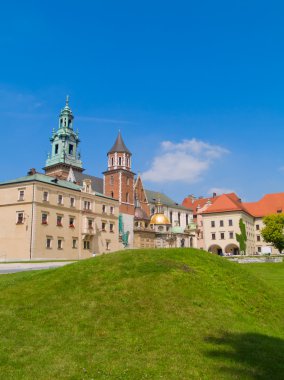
[0,98,197,261]
[183,192,284,255]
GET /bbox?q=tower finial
[66,95,69,106]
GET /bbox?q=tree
[236,218,247,255]
[261,214,284,254]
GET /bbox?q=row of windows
[16,212,114,233]
[110,156,130,167]
[211,220,233,228]
[46,237,91,250]
[18,190,115,214]
[212,232,235,240]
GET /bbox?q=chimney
[27,168,36,176]
[213,192,217,198]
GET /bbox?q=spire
[108,131,131,155]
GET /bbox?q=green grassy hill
[0,249,283,380]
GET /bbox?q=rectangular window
[84,201,91,210]
[18,190,25,201]
[57,239,63,249]
[72,239,77,249]
[220,233,225,240]
[69,144,73,155]
[46,237,52,249]
[106,241,110,251]
[110,206,114,214]
[58,194,63,205]
[42,213,48,225]
[16,212,24,224]
[256,224,260,231]
[211,233,216,240]
[43,191,49,202]
[258,247,262,253]
[55,144,59,154]
[70,197,75,207]
[220,220,224,227]
[186,214,189,226]
[228,219,233,226]
[102,205,106,213]
[110,223,114,233]
[69,217,75,228]
[102,222,106,231]
[57,215,63,226]
[257,235,261,242]
[88,219,93,229]
[84,241,90,250]
[211,221,215,228]
[229,232,234,239]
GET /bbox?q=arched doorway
[225,244,239,256]
[208,245,223,256]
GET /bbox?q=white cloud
[208,187,235,196]
[142,138,229,183]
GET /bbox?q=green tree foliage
[236,218,247,254]
[261,214,284,253]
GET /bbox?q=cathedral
[0,98,196,261]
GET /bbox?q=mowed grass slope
[0,249,283,380]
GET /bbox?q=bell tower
[44,96,84,179]
[104,131,135,215]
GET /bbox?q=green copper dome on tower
[45,96,83,172]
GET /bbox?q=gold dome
[150,213,171,225]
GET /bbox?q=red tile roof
[244,193,284,217]
[182,195,219,214]
[201,193,249,214]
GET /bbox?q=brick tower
[103,131,135,247]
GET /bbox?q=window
[84,241,90,250]
[57,215,63,226]
[57,239,63,250]
[258,247,262,253]
[169,212,173,223]
[18,190,25,201]
[186,214,189,226]
[277,209,282,214]
[257,235,261,242]
[111,157,114,166]
[43,191,49,201]
[16,212,24,224]
[102,205,106,213]
[256,224,260,231]
[110,175,114,185]
[126,193,129,203]
[46,237,52,249]
[220,220,224,227]
[220,233,225,240]
[58,194,63,205]
[68,144,73,155]
[211,221,215,228]
[69,217,75,228]
[110,206,114,214]
[212,233,216,240]
[111,191,114,198]
[229,219,233,226]
[55,144,59,154]
[110,223,114,233]
[118,157,122,166]
[84,201,91,210]
[106,241,110,251]
[72,239,77,249]
[102,222,106,231]
[70,197,75,207]
[88,219,93,229]
[229,232,234,239]
[42,213,48,225]
[178,213,181,226]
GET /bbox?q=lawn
[0,249,283,379]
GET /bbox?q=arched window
[111,191,114,198]
[119,157,122,166]
[111,157,114,166]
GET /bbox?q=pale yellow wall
[203,211,255,255]
[0,180,120,261]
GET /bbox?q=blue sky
[1,0,284,202]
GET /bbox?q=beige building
[0,173,120,261]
